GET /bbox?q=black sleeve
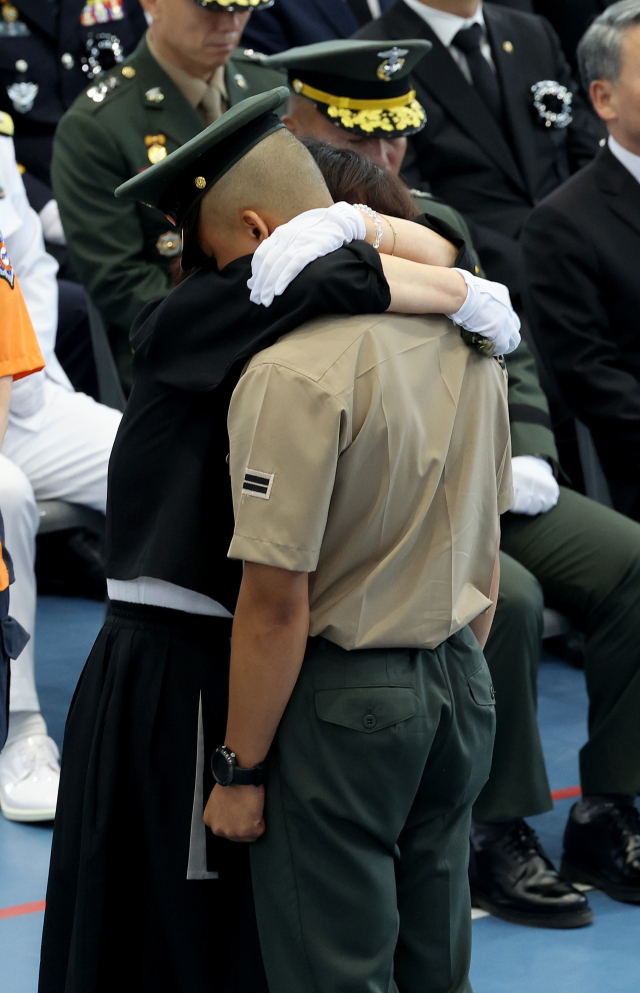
[522,200,640,472]
[411,213,477,274]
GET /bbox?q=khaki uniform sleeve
[227,363,346,572]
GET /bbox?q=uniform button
[15,59,28,73]
[61,53,74,70]
[363,714,377,729]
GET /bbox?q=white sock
[3,710,48,751]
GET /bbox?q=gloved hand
[247,202,366,307]
[39,199,66,245]
[510,455,560,515]
[447,268,521,356]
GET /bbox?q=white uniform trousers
[0,380,121,712]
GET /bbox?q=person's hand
[203,784,266,843]
[247,202,366,307]
[447,268,521,356]
[510,455,560,515]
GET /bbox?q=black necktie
[452,23,503,124]
[347,0,374,28]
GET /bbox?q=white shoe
[0,734,60,822]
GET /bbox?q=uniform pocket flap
[467,668,496,706]
[315,687,417,733]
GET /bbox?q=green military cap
[115,86,288,269]
[191,0,274,10]
[265,39,432,138]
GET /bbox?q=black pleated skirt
[39,601,268,993]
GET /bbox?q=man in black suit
[241,0,395,56]
[356,0,604,299]
[523,1,640,527]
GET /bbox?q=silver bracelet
[353,203,384,251]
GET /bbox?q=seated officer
[270,39,482,275]
[51,0,285,390]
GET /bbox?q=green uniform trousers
[251,628,496,993]
[474,486,640,822]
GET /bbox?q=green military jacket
[412,189,559,467]
[52,36,285,386]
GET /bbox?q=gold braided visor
[292,79,425,134]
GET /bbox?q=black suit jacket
[241,0,395,55]
[522,146,640,483]
[356,0,603,295]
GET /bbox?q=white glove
[447,268,521,356]
[248,201,366,307]
[39,199,66,245]
[510,456,560,515]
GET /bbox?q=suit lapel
[396,10,527,195]
[485,6,538,198]
[595,146,640,240]
[134,40,205,149]
[16,0,57,37]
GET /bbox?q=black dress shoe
[561,797,640,904]
[470,818,593,928]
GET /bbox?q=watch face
[212,747,234,786]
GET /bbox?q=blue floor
[1,596,639,992]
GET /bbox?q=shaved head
[200,128,332,243]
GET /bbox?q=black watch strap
[211,745,265,787]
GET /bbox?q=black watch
[211,745,265,787]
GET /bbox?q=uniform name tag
[242,469,274,500]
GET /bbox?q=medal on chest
[6,80,38,113]
[80,0,125,27]
[145,134,168,164]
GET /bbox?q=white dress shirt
[401,0,495,82]
[608,135,640,186]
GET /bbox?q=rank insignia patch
[0,235,15,288]
[242,469,274,500]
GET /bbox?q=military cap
[115,86,288,269]
[191,0,274,10]
[265,39,432,138]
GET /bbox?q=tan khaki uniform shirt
[228,313,513,651]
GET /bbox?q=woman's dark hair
[301,137,419,220]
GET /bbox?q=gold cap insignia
[503,40,514,53]
[376,47,408,82]
[145,87,164,103]
[156,231,182,258]
[194,176,207,189]
[122,65,136,78]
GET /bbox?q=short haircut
[578,0,640,90]
[201,127,332,232]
